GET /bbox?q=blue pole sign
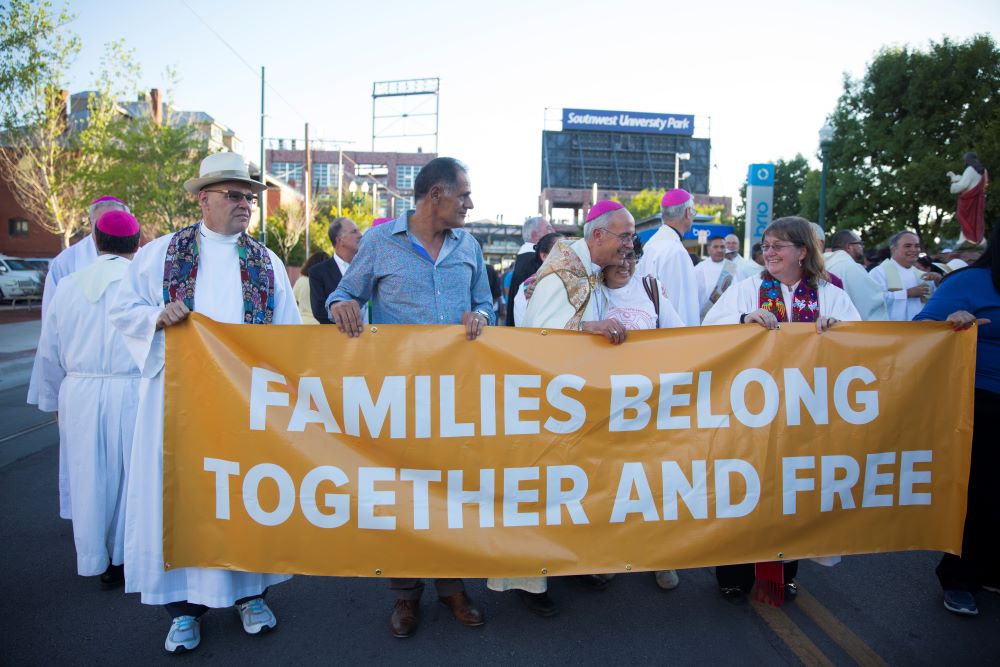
[745,163,774,257]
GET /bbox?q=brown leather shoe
[438,591,485,627]
[390,599,419,638]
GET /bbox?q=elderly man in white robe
[493,200,632,617]
[724,233,760,280]
[28,195,131,521]
[694,235,737,319]
[110,152,301,654]
[869,230,939,321]
[823,229,888,321]
[34,210,142,590]
[636,188,700,327]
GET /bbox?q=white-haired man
[27,194,131,521]
[724,233,760,280]
[110,152,301,653]
[636,189,700,327]
[506,215,555,325]
[869,230,940,321]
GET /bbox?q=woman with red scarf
[703,216,860,602]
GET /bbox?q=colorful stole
[528,239,601,330]
[758,272,819,322]
[162,223,275,324]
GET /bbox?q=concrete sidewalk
[0,319,40,390]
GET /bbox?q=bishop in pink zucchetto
[95,210,140,237]
[585,199,625,223]
[660,188,692,208]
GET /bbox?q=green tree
[91,108,210,236]
[825,34,1000,247]
[735,156,818,226]
[619,188,664,221]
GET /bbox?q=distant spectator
[294,250,329,324]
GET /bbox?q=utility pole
[304,122,311,258]
[259,66,266,244]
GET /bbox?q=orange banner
[163,314,975,577]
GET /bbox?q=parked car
[0,255,44,301]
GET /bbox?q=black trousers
[936,388,1000,593]
[716,561,799,592]
[165,589,268,619]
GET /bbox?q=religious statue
[948,151,988,245]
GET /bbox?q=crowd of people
[25,152,998,653]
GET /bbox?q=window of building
[271,162,303,186]
[396,164,420,190]
[313,163,341,190]
[8,218,29,236]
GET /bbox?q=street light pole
[674,152,691,189]
[818,123,834,229]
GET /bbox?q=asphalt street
[2,379,999,666]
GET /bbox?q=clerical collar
[199,222,241,244]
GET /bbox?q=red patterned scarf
[757,272,819,322]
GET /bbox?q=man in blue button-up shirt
[326,157,492,637]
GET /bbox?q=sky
[64,0,1000,226]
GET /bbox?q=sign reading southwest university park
[562,108,695,136]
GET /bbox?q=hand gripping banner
[163,315,975,577]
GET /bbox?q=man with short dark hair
[506,215,554,325]
[870,230,940,321]
[33,210,142,592]
[327,156,493,638]
[824,229,887,320]
[309,217,362,323]
[110,152,300,653]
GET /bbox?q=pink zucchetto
[585,200,625,223]
[95,210,140,237]
[371,217,393,227]
[660,188,692,207]
[90,195,125,205]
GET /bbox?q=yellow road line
[796,587,889,667]
[751,598,834,667]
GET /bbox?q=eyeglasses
[760,242,801,252]
[848,241,864,247]
[204,189,258,205]
[600,229,635,245]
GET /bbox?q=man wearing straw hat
[110,152,301,653]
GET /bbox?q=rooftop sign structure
[562,108,695,136]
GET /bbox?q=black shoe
[572,574,609,591]
[100,563,124,589]
[784,581,798,601]
[719,586,747,603]
[516,590,559,617]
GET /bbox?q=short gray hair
[809,221,826,244]
[584,208,633,240]
[88,199,129,223]
[522,216,546,243]
[661,200,693,221]
[889,230,918,249]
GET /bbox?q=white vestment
[869,259,927,321]
[823,250,888,321]
[703,275,861,325]
[28,234,99,518]
[522,239,607,328]
[727,253,761,280]
[35,255,140,575]
[636,225,700,327]
[693,258,725,305]
[109,223,300,606]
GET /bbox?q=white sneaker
[236,597,277,634]
[164,615,200,653]
[655,569,680,590]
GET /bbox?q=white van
[0,255,44,301]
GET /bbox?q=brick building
[266,142,436,218]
